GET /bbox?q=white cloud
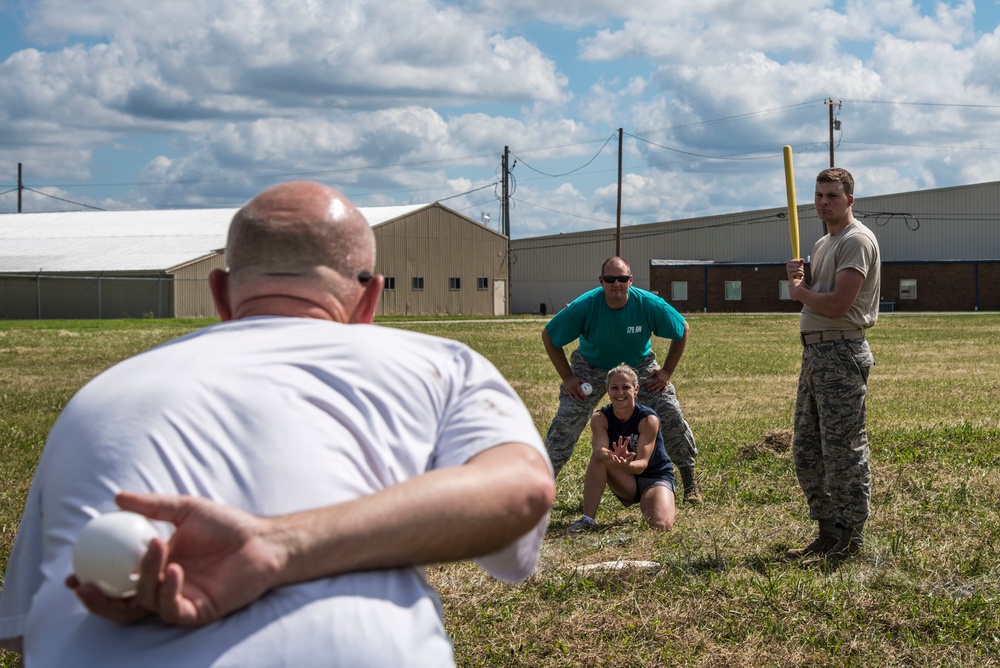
[848,0,975,42]
[2,0,1000,238]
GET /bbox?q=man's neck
[233,294,347,322]
[826,214,857,236]
[604,291,629,310]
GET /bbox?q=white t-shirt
[0,317,550,667]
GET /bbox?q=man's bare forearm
[661,322,689,376]
[542,330,573,380]
[274,443,554,586]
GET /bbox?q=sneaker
[568,516,596,533]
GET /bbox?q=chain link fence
[0,273,215,319]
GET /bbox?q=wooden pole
[616,128,623,256]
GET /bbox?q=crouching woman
[569,364,677,532]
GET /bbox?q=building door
[493,279,506,316]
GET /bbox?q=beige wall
[373,204,508,316]
[170,253,225,318]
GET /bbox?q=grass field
[2,314,999,667]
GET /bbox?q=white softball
[580,382,593,396]
[72,511,160,598]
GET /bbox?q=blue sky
[2,0,1000,238]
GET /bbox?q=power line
[845,99,1000,109]
[1,101,834,194]
[435,181,498,203]
[18,152,500,190]
[840,140,1000,152]
[626,133,785,162]
[512,195,615,226]
[5,97,1000,214]
[634,99,828,135]
[23,187,106,211]
[511,132,617,178]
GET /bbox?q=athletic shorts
[616,472,676,507]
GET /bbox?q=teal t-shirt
[545,286,686,370]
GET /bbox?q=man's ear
[209,269,234,321]
[349,274,384,324]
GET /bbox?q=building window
[412,277,424,291]
[384,276,395,291]
[449,277,461,291]
[900,279,917,300]
[671,281,688,301]
[779,280,790,300]
[725,281,742,301]
[477,277,488,290]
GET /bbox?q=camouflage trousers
[545,349,698,477]
[793,338,874,527]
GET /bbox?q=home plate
[575,560,661,574]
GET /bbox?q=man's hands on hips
[562,375,591,401]
[645,368,671,394]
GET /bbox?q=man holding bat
[784,167,881,566]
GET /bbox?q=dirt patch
[739,428,793,459]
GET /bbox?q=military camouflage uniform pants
[545,349,698,477]
[793,338,874,527]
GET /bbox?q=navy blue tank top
[599,403,674,480]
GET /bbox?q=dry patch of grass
[738,428,793,459]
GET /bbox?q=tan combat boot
[786,518,839,559]
[678,466,703,504]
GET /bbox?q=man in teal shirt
[542,256,702,503]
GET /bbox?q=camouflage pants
[545,349,698,477]
[793,338,874,527]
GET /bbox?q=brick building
[649,260,1000,314]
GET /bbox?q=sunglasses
[601,275,632,284]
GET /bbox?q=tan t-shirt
[800,219,881,332]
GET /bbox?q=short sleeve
[647,293,686,341]
[432,345,547,471]
[431,344,551,583]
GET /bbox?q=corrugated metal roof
[0,204,429,272]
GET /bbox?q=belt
[801,329,864,346]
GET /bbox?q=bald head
[227,181,375,282]
[213,181,380,322]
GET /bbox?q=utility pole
[502,146,511,314]
[616,128,623,256]
[18,163,23,213]
[502,147,510,238]
[826,99,842,168]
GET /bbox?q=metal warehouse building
[510,180,1000,314]
[0,203,508,319]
